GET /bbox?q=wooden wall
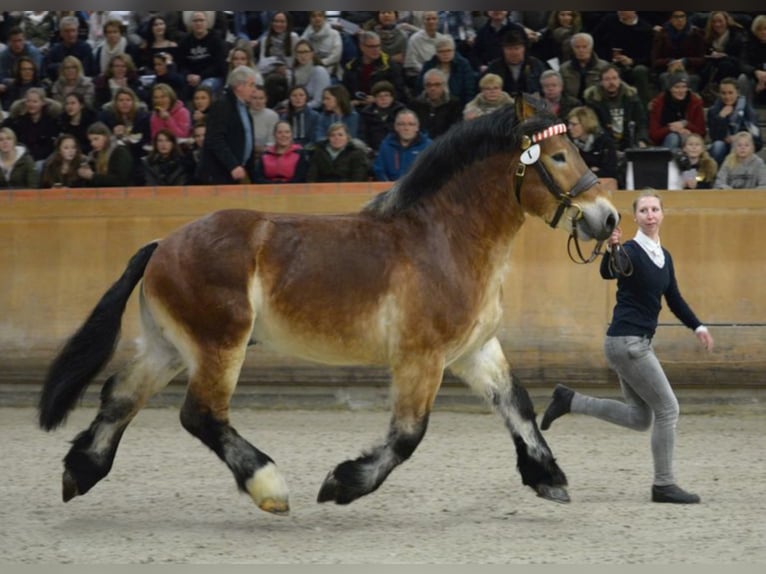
[1,185,764,388]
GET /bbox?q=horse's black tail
[38,241,160,431]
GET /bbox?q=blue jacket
[373,131,432,182]
[418,51,477,106]
[314,109,359,142]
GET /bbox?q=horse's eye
[551,152,566,163]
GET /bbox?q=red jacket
[648,91,705,145]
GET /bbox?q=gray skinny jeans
[570,335,680,486]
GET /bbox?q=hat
[502,29,527,47]
[668,72,689,87]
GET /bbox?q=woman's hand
[696,329,714,352]
[607,226,622,248]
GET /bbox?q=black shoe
[540,384,574,430]
[651,484,701,504]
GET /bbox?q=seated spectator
[707,77,763,165]
[373,109,432,182]
[189,84,214,126]
[249,85,280,160]
[714,131,766,189]
[315,84,360,142]
[532,11,582,65]
[648,72,705,150]
[40,133,88,188]
[1,87,61,169]
[225,42,264,86]
[409,68,463,140]
[367,11,408,65]
[540,69,581,121]
[254,121,310,184]
[417,36,477,106]
[566,106,618,180]
[359,81,406,155]
[584,65,650,151]
[301,11,343,79]
[291,39,332,111]
[469,11,525,73]
[135,15,180,74]
[651,11,706,93]
[463,73,514,121]
[280,85,320,147]
[145,52,186,105]
[0,27,43,97]
[93,18,139,76]
[591,11,653,106]
[559,33,610,102]
[185,120,206,183]
[149,83,191,140]
[404,11,449,86]
[674,133,717,189]
[306,122,370,182]
[177,11,227,100]
[94,53,145,110]
[44,15,95,81]
[76,121,135,187]
[50,55,96,110]
[742,15,766,107]
[343,31,409,108]
[98,86,151,184]
[0,126,39,189]
[1,56,46,110]
[57,92,99,154]
[485,28,546,99]
[257,12,300,109]
[698,11,747,98]
[141,129,190,186]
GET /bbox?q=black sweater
[600,240,702,338]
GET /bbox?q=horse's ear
[515,94,537,121]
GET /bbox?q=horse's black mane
[363,100,562,216]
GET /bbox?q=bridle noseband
[513,122,603,263]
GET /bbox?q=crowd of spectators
[1,9,766,190]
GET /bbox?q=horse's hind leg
[318,354,444,505]
[179,347,290,515]
[449,337,570,503]
[61,339,184,502]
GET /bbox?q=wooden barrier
[1,185,764,388]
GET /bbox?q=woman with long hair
[290,39,331,110]
[0,126,39,189]
[258,12,300,108]
[674,133,718,189]
[1,56,46,110]
[93,53,144,110]
[98,86,150,184]
[280,85,320,147]
[57,92,98,154]
[567,105,618,180]
[141,128,190,186]
[76,121,134,187]
[699,11,747,95]
[149,83,190,140]
[314,84,359,141]
[40,133,87,188]
[534,10,583,64]
[137,15,179,73]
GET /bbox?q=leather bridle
[513,122,604,263]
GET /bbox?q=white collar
[634,229,665,268]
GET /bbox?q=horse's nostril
[606,212,617,230]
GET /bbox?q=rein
[513,122,603,264]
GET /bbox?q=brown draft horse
[38,96,619,515]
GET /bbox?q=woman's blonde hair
[0,126,18,146]
[567,105,600,134]
[722,131,756,168]
[682,133,718,182]
[152,83,178,109]
[632,189,663,214]
[61,55,84,77]
[479,73,503,89]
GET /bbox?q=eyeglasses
[364,44,381,49]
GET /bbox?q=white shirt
[634,229,665,268]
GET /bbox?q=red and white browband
[531,123,568,143]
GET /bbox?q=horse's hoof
[258,498,290,516]
[536,484,570,504]
[62,469,79,502]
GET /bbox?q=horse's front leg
[318,354,444,505]
[450,337,570,503]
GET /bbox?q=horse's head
[513,95,619,258]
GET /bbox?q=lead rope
[607,243,634,277]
